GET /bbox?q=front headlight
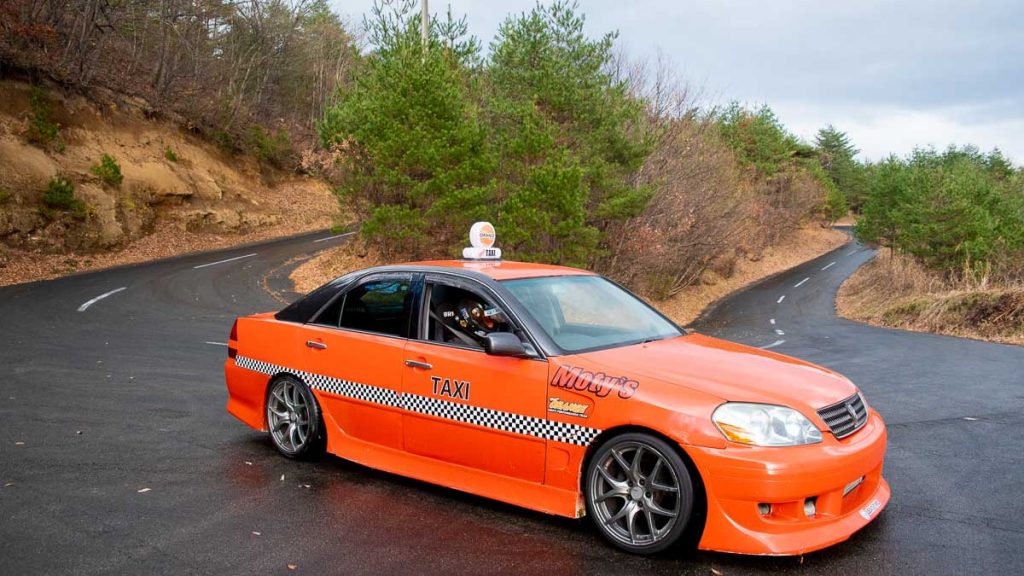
[712,402,823,446]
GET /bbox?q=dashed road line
[761,340,785,350]
[193,253,257,269]
[822,261,837,271]
[313,232,356,243]
[77,287,127,312]
[777,295,786,304]
[775,329,785,336]
[204,341,228,346]
[794,277,810,288]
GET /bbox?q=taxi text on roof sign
[463,221,502,260]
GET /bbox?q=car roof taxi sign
[463,222,502,260]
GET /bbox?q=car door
[401,274,548,483]
[300,273,417,451]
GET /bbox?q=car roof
[396,259,595,281]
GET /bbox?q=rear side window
[336,279,414,338]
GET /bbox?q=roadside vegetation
[41,176,86,219]
[318,0,841,300]
[836,146,1023,344]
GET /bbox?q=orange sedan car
[224,259,888,555]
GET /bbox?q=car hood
[572,333,856,418]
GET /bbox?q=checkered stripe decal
[402,393,600,446]
[235,355,400,407]
[235,355,601,446]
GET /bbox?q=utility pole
[421,0,429,53]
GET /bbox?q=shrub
[90,154,123,187]
[42,176,87,219]
[26,87,61,148]
[247,125,293,167]
[212,130,237,154]
[165,147,178,162]
[0,188,10,203]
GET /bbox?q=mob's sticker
[548,397,590,418]
[859,498,882,520]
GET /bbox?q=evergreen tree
[319,0,494,259]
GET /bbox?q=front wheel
[266,375,325,459]
[585,433,695,554]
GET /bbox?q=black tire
[265,375,325,459]
[585,432,695,555]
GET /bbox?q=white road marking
[193,253,257,269]
[77,287,127,312]
[963,417,979,421]
[205,341,228,346]
[761,340,786,350]
[313,232,356,243]
[777,295,786,304]
[770,318,776,325]
[822,261,837,270]
[775,329,785,336]
[794,277,810,288]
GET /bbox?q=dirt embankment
[0,79,342,286]
[837,251,1023,346]
[290,225,848,325]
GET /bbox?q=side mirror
[483,332,528,357]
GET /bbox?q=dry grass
[290,238,384,294]
[837,251,1024,346]
[658,225,848,324]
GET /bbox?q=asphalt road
[1,231,1022,575]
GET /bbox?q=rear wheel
[266,375,324,459]
[585,433,694,554]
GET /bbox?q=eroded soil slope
[0,79,340,285]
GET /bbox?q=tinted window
[337,279,414,338]
[275,281,345,323]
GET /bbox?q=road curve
[1,231,1022,574]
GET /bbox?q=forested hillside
[1,0,356,165]
[0,0,358,284]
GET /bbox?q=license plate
[860,498,882,520]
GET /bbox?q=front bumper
[688,409,889,555]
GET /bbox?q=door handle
[404,360,432,370]
[305,340,327,350]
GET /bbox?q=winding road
[1,231,1022,574]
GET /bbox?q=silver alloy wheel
[267,379,311,453]
[589,441,682,547]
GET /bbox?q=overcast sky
[332,0,1024,164]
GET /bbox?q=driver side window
[425,283,513,350]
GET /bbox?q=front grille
[817,393,868,439]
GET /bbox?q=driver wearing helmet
[435,297,511,348]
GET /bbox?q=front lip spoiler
[699,476,891,556]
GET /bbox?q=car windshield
[502,275,683,353]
